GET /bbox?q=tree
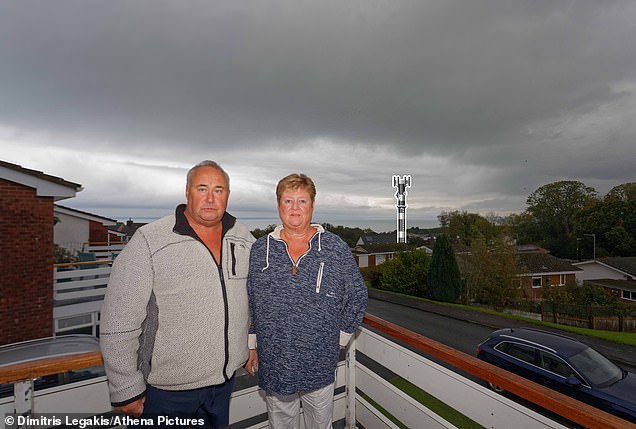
[605,182,636,203]
[438,210,498,247]
[462,235,520,307]
[525,181,599,258]
[379,250,430,297]
[428,234,462,303]
[322,223,373,247]
[573,182,636,257]
[251,224,276,238]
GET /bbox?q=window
[539,351,576,378]
[569,347,622,387]
[495,342,538,365]
[623,290,636,301]
[532,277,542,288]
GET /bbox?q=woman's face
[278,187,314,232]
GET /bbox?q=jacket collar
[173,203,236,239]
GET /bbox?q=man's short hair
[276,173,316,204]
[187,160,230,191]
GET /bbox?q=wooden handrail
[1,316,633,427]
[0,352,103,384]
[55,260,113,268]
[362,313,635,429]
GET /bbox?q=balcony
[1,315,631,429]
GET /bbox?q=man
[100,160,254,428]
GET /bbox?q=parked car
[476,327,636,423]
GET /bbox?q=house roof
[55,204,118,225]
[518,253,582,275]
[113,218,147,238]
[358,233,397,245]
[597,257,636,277]
[585,278,636,292]
[0,160,82,200]
[516,244,550,253]
[354,243,413,254]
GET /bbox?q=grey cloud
[1,0,635,229]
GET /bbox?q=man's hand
[244,349,258,376]
[115,397,145,417]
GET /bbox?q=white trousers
[265,382,335,429]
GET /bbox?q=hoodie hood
[261,224,325,272]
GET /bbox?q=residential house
[518,252,581,301]
[356,233,397,246]
[573,257,636,303]
[111,217,146,241]
[0,160,82,344]
[54,204,119,254]
[355,233,400,268]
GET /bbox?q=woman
[245,173,368,429]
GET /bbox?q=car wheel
[488,382,506,394]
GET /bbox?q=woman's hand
[244,349,258,376]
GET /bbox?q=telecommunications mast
[392,175,411,243]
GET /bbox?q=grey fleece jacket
[100,205,254,406]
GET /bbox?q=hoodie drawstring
[262,234,271,271]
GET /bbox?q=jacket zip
[193,235,231,381]
[276,231,319,277]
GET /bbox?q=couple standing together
[100,160,368,429]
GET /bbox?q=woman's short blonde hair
[276,173,316,204]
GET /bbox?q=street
[366,298,494,355]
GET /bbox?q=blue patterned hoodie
[247,224,368,395]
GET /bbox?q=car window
[569,347,622,387]
[496,342,537,365]
[539,351,576,378]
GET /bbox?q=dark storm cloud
[1,1,633,151]
[1,0,635,228]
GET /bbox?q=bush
[378,250,431,297]
[360,265,382,288]
[54,244,78,264]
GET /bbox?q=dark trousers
[140,377,235,429]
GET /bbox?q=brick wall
[89,219,108,243]
[0,178,54,345]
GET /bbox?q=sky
[1,1,635,232]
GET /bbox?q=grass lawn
[362,376,484,429]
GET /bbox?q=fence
[541,301,636,332]
[53,260,112,336]
[1,314,632,429]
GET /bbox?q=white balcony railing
[2,315,632,429]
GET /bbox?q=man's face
[184,166,229,228]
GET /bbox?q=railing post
[344,333,358,429]
[14,379,34,428]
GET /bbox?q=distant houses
[574,257,636,303]
[54,204,120,254]
[112,218,146,241]
[517,251,581,300]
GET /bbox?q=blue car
[476,327,636,423]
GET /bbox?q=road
[366,298,493,355]
[366,290,636,374]
[365,297,635,428]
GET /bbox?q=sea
[239,217,440,233]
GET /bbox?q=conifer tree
[428,234,462,302]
